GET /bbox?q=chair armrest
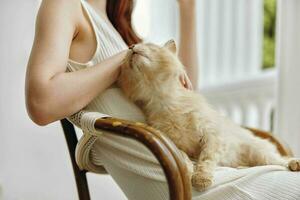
[94,117,192,200]
[245,127,294,157]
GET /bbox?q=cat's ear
[164,39,177,54]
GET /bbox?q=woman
[25,0,300,200]
[25,0,195,126]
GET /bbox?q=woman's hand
[117,49,131,78]
[179,71,194,90]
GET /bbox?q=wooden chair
[60,119,91,200]
[60,118,293,200]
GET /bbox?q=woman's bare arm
[25,0,128,126]
[177,0,198,89]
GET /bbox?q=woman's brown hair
[106,0,142,46]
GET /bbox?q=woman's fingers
[179,72,194,90]
[186,75,194,90]
[180,74,186,85]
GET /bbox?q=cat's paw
[288,159,300,171]
[191,172,213,191]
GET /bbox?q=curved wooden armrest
[246,127,294,157]
[94,117,192,200]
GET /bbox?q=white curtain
[275,0,300,157]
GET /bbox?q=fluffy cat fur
[117,40,300,191]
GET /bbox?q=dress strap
[80,0,100,43]
[74,0,100,65]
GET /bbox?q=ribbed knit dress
[66,1,300,199]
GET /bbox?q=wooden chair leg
[61,119,91,200]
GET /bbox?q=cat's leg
[243,138,300,171]
[192,133,221,191]
[251,149,300,171]
[179,150,194,180]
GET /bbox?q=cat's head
[118,39,185,102]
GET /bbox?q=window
[263,0,276,69]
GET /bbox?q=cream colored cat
[117,40,300,191]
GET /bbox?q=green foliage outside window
[263,0,276,69]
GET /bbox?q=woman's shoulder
[37,0,82,30]
[39,0,82,14]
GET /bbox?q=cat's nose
[129,44,135,50]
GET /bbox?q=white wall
[0,1,125,199]
[143,0,179,44]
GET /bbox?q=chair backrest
[60,119,91,200]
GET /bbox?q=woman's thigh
[91,133,300,200]
[91,133,169,200]
[192,166,300,200]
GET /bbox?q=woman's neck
[86,0,107,16]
